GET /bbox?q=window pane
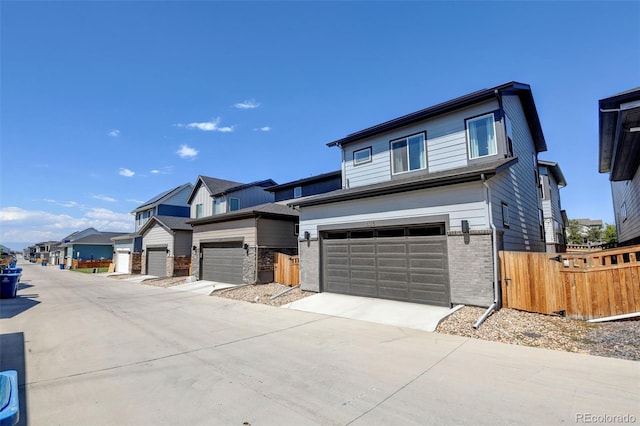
[469,115,496,158]
[196,204,203,218]
[408,135,425,170]
[229,198,239,211]
[214,198,222,214]
[354,148,371,165]
[392,140,408,173]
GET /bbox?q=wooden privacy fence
[71,259,113,269]
[500,246,640,320]
[274,253,299,286]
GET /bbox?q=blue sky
[1,1,639,250]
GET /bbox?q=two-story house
[599,88,640,246]
[117,183,192,276]
[60,228,100,268]
[188,176,301,284]
[538,160,567,253]
[291,82,547,310]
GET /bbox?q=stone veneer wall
[173,256,191,277]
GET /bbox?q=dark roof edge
[326,81,546,152]
[538,159,567,187]
[187,209,298,226]
[264,170,342,192]
[131,183,192,214]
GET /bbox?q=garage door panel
[322,227,450,307]
[147,249,166,277]
[202,245,244,284]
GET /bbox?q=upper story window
[214,198,223,215]
[505,113,514,157]
[294,186,302,198]
[229,198,240,211]
[195,203,203,218]
[466,113,497,159]
[353,147,372,166]
[390,133,426,175]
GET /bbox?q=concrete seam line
[22,317,331,387]
[344,338,471,426]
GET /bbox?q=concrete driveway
[1,261,638,425]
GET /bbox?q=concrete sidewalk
[283,292,463,332]
[167,280,238,295]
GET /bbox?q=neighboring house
[111,233,140,274]
[138,216,193,277]
[113,183,193,275]
[573,218,604,242]
[291,81,548,308]
[60,231,127,266]
[189,203,299,284]
[60,228,100,267]
[266,170,342,203]
[538,160,567,253]
[599,88,640,246]
[187,176,300,284]
[132,183,193,231]
[34,240,60,264]
[187,176,276,218]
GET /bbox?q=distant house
[113,183,193,274]
[60,231,127,266]
[60,228,100,268]
[598,88,640,245]
[139,216,193,277]
[538,160,567,253]
[188,176,299,284]
[291,81,548,308]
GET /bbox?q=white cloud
[119,168,135,177]
[150,170,160,174]
[44,199,80,208]
[92,194,116,202]
[176,144,198,159]
[177,117,234,132]
[149,166,174,175]
[127,199,145,204]
[254,126,271,132]
[234,99,260,109]
[109,129,121,137]
[0,206,134,244]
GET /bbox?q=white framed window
[390,132,426,175]
[466,113,497,159]
[214,198,223,214]
[502,202,510,228]
[353,147,372,166]
[229,198,240,211]
[294,186,302,198]
[195,203,203,218]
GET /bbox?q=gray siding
[228,186,274,210]
[541,172,563,245]
[489,95,545,252]
[164,185,192,207]
[342,100,499,188]
[257,218,298,248]
[299,182,488,239]
[190,186,214,218]
[174,231,193,257]
[612,169,640,243]
[142,225,173,252]
[192,219,257,247]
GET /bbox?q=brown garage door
[322,224,450,306]
[201,241,244,284]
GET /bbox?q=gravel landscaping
[212,282,315,307]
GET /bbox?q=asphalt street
[1,260,638,425]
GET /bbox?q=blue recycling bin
[59,264,65,269]
[0,274,20,299]
[0,370,19,426]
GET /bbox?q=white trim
[390,132,426,175]
[466,113,497,160]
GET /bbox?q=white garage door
[115,251,130,273]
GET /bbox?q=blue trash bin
[0,370,19,426]
[60,264,65,270]
[0,273,20,298]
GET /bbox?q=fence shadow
[0,332,28,425]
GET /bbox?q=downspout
[474,173,501,329]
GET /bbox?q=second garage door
[115,251,130,274]
[322,224,450,307]
[201,242,244,284]
[147,247,167,277]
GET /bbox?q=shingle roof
[264,170,341,191]
[65,232,128,245]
